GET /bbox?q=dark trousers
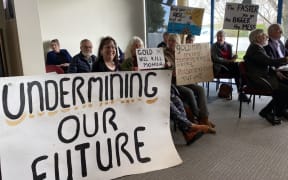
[218,62,241,92]
[261,81,288,116]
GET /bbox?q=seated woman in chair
[244,29,288,125]
[211,30,249,102]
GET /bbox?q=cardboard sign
[175,43,213,85]
[223,3,259,30]
[136,48,165,70]
[0,71,182,180]
[167,5,204,35]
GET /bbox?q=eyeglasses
[275,29,283,33]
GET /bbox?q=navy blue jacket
[46,49,72,65]
[68,52,96,73]
[264,38,288,60]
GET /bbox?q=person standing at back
[157,32,169,48]
[68,39,96,73]
[185,34,195,44]
[46,39,72,73]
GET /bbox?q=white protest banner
[223,3,259,30]
[175,43,214,85]
[136,48,165,70]
[0,70,182,180]
[167,5,204,35]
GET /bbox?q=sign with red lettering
[0,71,181,180]
[223,3,259,31]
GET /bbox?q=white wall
[38,0,146,58]
[13,0,45,75]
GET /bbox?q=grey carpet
[118,90,288,180]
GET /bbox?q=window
[145,0,284,54]
[146,0,176,47]
[188,0,211,43]
[213,0,279,59]
[282,0,288,40]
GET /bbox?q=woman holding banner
[92,36,120,72]
[121,36,215,144]
[164,34,216,133]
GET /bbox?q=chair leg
[248,95,252,104]
[239,93,243,118]
[216,78,220,90]
[207,82,210,97]
[252,95,256,110]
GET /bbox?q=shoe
[238,94,250,103]
[192,124,216,134]
[198,117,216,129]
[183,130,204,145]
[209,121,216,128]
[280,109,288,120]
[259,110,281,125]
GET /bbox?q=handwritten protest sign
[175,43,213,85]
[223,3,259,30]
[167,5,204,35]
[136,48,165,70]
[0,71,182,180]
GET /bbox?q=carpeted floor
[118,88,288,180]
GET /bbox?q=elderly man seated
[244,28,288,125]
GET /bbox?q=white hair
[249,29,264,44]
[124,36,144,59]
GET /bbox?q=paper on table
[278,65,288,71]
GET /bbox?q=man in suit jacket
[264,24,288,59]
[264,24,288,82]
[264,24,288,120]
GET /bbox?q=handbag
[218,83,233,99]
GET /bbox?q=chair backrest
[45,65,64,74]
[239,61,273,92]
